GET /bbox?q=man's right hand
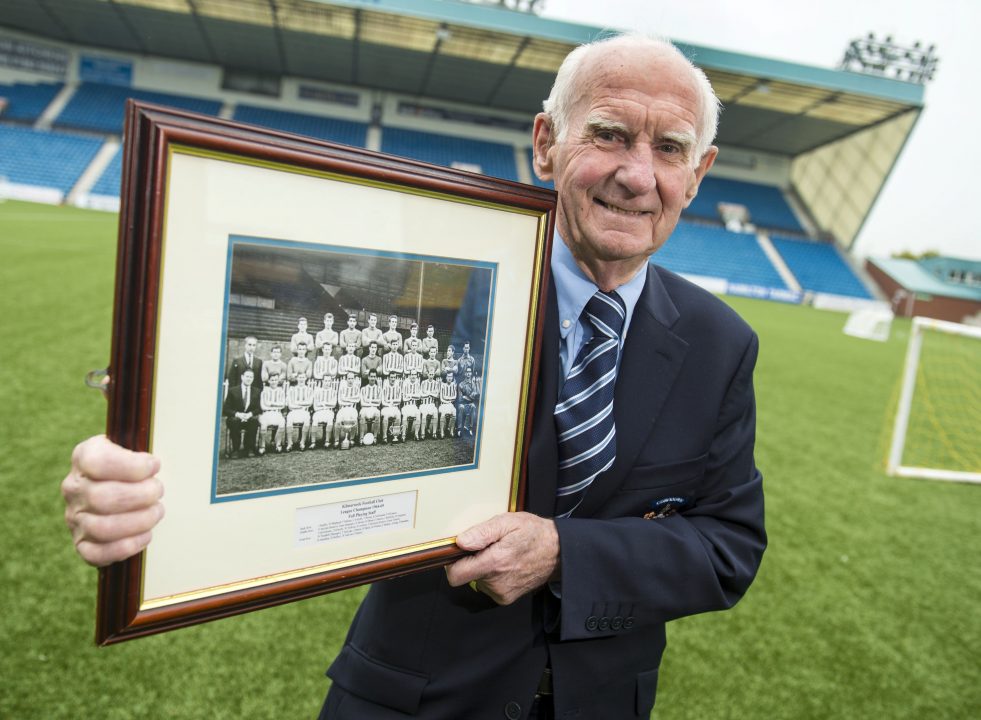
[61,435,165,567]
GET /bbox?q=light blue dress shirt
[551,233,648,379]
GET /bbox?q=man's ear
[684,145,718,207]
[532,113,555,182]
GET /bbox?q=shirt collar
[551,232,647,340]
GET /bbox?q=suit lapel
[577,265,690,518]
[526,278,560,517]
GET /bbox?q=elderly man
[62,34,764,720]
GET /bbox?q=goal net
[888,317,981,483]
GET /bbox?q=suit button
[611,616,623,631]
[598,616,610,631]
[585,615,598,631]
[504,700,522,719]
[623,616,635,629]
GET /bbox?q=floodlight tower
[839,33,939,85]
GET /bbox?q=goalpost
[888,316,981,483]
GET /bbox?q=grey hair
[542,34,721,163]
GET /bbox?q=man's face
[271,347,281,360]
[428,348,437,359]
[463,343,470,355]
[533,47,716,275]
[368,344,378,357]
[446,347,454,358]
[298,319,307,331]
[297,343,307,356]
[390,339,400,352]
[389,317,398,330]
[347,317,357,329]
[323,344,332,356]
[346,343,356,355]
[426,327,435,338]
[244,338,257,354]
[369,373,378,385]
[242,370,254,386]
[324,314,333,327]
[269,374,280,387]
[465,368,473,380]
[368,316,377,328]
[446,373,454,383]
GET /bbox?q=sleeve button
[598,616,610,631]
[611,616,623,631]
[585,615,599,631]
[623,616,635,630]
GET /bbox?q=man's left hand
[445,512,559,605]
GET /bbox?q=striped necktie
[554,290,626,518]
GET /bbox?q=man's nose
[615,145,656,194]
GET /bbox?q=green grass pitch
[1,200,978,718]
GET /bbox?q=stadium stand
[233,105,368,147]
[0,125,102,195]
[685,175,804,233]
[381,127,518,181]
[55,82,221,133]
[655,220,787,289]
[89,145,123,198]
[0,81,62,122]
[770,234,872,298]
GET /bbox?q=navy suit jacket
[322,265,766,719]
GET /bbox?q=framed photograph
[97,100,554,644]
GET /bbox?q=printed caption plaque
[97,100,554,644]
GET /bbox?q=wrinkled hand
[445,512,559,605]
[61,435,165,567]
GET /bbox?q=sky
[541,0,981,261]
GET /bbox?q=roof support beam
[267,0,289,76]
[351,9,361,85]
[35,0,75,43]
[485,35,531,107]
[418,24,448,97]
[186,0,220,66]
[107,0,148,55]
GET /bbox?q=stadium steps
[0,125,103,198]
[67,138,120,204]
[654,220,788,289]
[770,234,873,299]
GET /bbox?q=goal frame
[887,316,981,483]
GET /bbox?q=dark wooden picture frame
[97,100,554,645]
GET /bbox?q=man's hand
[445,512,559,605]
[61,435,165,567]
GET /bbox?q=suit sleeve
[552,332,766,641]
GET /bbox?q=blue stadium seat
[654,220,787,289]
[0,81,63,122]
[381,127,518,181]
[770,234,872,298]
[0,125,103,194]
[686,176,804,233]
[55,82,221,133]
[90,145,123,197]
[233,105,368,147]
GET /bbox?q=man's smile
[594,198,650,216]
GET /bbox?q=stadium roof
[2,0,924,156]
[869,257,981,301]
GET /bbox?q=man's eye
[595,130,620,143]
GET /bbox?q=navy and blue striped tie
[554,290,626,518]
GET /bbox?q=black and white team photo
[214,238,493,498]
